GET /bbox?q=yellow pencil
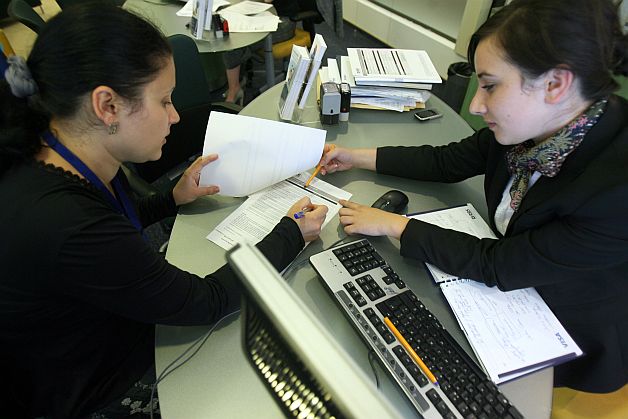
[305,145,335,188]
[384,317,438,385]
[304,165,322,188]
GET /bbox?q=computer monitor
[226,242,401,419]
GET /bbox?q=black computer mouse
[371,190,409,214]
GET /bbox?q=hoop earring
[108,122,119,135]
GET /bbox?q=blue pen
[293,208,312,219]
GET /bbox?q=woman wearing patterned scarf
[318,0,628,408]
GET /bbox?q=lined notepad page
[441,280,582,383]
[408,203,583,383]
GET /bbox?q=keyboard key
[436,401,451,416]
[426,388,441,403]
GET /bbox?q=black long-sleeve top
[0,161,304,418]
[375,95,628,393]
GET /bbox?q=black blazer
[376,95,628,392]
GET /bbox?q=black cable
[149,236,356,416]
[149,310,241,419]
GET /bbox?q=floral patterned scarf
[505,98,608,211]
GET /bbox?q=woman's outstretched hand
[338,199,409,239]
[318,145,377,175]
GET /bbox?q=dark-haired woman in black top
[0,4,327,418]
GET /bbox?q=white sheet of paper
[177,0,230,17]
[218,10,279,32]
[200,112,326,197]
[207,172,352,250]
[220,0,272,15]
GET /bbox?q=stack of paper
[217,0,279,32]
[319,48,440,112]
[197,110,348,251]
[207,172,351,250]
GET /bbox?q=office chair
[124,34,242,196]
[1,0,41,18]
[56,0,125,9]
[289,5,324,45]
[7,0,45,34]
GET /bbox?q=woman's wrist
[390,215,410,240]
[354,148,377,171]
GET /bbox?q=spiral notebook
[407,204,583,384]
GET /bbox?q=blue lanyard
[42,131,143,233]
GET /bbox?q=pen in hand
[293,207,313,219]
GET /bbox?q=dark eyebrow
[477,72,496,79]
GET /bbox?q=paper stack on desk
[217,0,279,32]
[207,172,351,250]
[319,48,440,112]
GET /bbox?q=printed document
[207,172,352,250]
[220,0,272,15]
[177,0,229,16]
[199,112,326,197]
[347,48,441,84]
[408,203,583,384]
[218,10,279,32]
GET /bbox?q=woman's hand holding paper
[172,154,221,206]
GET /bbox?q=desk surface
[124,0,268,54]
[157,84,553,418]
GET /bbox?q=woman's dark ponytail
[0,77,48,175]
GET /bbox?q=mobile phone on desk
[414,108,442,121]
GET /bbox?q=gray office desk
[157,84,553,418]
[124,0,276,86]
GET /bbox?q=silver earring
[108,122,119,135]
